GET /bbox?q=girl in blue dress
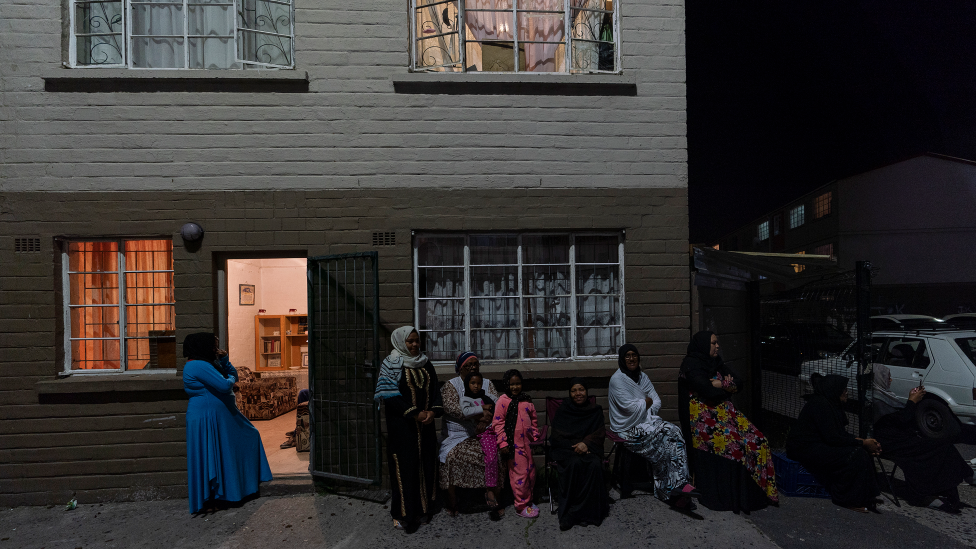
[183,332,272,514]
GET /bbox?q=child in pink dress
[460,372,499,488]
[492,369,540,518]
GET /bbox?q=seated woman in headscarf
[439,352,506,518]
[872,364,973,513]
[609,344,700,510]
[786,373,882,513]
[373,326,442,532]
[550,377,610,531]
[183,332,272,514]
[678,331,778,513]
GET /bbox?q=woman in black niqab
[550,378,609,530]
[786,373,882,512]
[678,330,778,513]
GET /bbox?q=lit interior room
[226,257,309,477]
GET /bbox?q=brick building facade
[0,0,689,506]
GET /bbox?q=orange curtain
[68,241,120,369]
[124,240,175,370]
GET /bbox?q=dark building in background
[713,154,976,317]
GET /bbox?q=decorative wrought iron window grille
[411,0,620,73]
[68,0,294,69]
[413,232,625,362]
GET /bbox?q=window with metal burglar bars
[414,232,624,361]
[69,0,294,68]
[411,0,619,73]
[62,239,175,372]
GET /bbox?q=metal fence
[308,252,382,485]
[760,262,873,442]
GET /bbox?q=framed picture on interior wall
[302,352,309,368]
[239,284,255,306]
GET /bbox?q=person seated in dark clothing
[786,373,882,513]
[550,378,610,531]
[872,364,974,513]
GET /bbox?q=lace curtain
[417,234,620,361]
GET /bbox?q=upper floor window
[814,191,832,219]
[414,232,624,361]
[411,0,618,73]
[788,205,805,229]
[772,214,782,237]
[757,221,769,241]
[62,239,175,372]
[69,0,294,69]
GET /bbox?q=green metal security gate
[307,252,381,484]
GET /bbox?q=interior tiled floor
[252,409,310,477]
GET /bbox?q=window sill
[42,69,309,93]
[392,72,636,96]
[35,372,186,403]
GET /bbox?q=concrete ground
[4,478,976,549]
[253,410,309,477]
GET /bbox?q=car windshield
[955,337,976,366]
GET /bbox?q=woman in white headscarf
[374,326,443,532]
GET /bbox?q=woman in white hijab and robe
[374,326,442,532]
[609,343,700,511]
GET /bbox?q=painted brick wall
[0,187,689,505]
[0,0,686,191]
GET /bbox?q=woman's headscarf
[679,330,721,378]
[811,373,849,403]
[182,332,216,363]
[552,377,605,455]
[502,369,532,450]
[617,344,641,383]
[390,326,427,369]
[374,326,427,401]
[687,330,715,360]
[455,351,478,375]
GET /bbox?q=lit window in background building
[772,214,782,236]
[792,250,806,273]
[789,205,805,228]
[757,221,769,241]
[814,191,832,218]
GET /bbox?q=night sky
[686,0,976,242]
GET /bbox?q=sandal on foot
[517,506,540,518]
[393,519,405,530]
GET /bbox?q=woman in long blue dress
[183,332,272,514]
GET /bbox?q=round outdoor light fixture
[180,222,204,242]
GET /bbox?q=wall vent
[14,237,41,253]
[372,232,395,247]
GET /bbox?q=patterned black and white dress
[609,369,691,502]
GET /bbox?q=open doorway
[224,257,309,477]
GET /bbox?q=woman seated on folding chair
[787,373,882,513]
[872,364,973,513]
[678,331,778,513]
[550,377,610,531]
[609,344,701,511]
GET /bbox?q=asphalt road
[4,458,976,549]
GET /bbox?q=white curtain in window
[130,1,235,68]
